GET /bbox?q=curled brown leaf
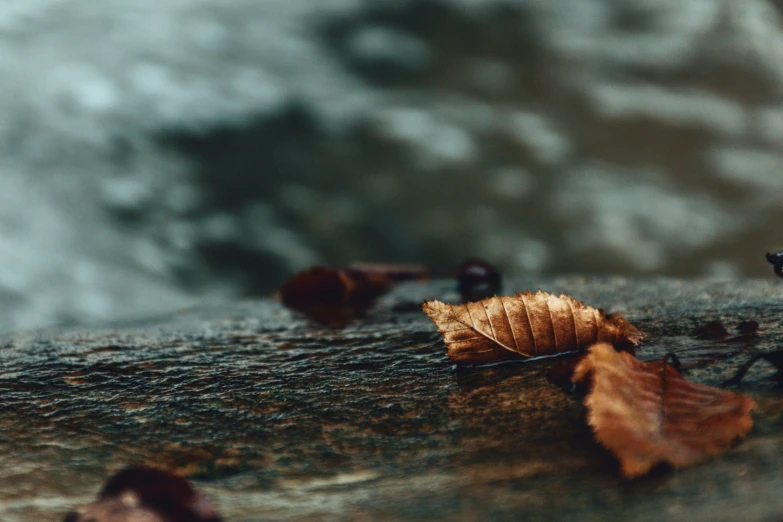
[422,290,643,365]
[573,343,755,478]
[279,264,428,327]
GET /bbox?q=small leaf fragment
[766,250,783,278]
[279,264,428,327]
[692,320,730,340]
[573,343,755,478]
[422,290,644,365]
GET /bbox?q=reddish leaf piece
[279,263,428,327]
[422,290,644,365]
[63,466,221,522]
[572,343,755,478]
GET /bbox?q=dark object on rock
[279,266,380,328]
[456,258,502,302]
[692,320,759,342]
[278,263,428,327]
[736,320,759,336]
[63,466,221,522]
[693,320,730,340]
[766,251,783,278]
[724,352,783,388]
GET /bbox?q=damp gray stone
[3,277,783,521]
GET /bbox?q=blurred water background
[1,0,782,333]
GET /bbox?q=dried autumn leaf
[572,343,755,478]
[422,290,644,365]
[279,264,428,327]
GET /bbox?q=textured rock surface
[2,0,783,333]
[2,277,783,521]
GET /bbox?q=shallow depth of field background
[1,0,782,333]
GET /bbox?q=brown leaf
[279,264,428,327]
[572,343,755,478]
[422,290,644,365]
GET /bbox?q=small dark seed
[766,251,783,265]
[766,252,783,278]
[456,258,502,302]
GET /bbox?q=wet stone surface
[2,277,783,521]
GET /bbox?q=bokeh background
[2,0,782,333]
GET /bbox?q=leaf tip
[421,299,446,316]
[607,312,645,344]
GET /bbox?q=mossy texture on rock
[2,277,783,521]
